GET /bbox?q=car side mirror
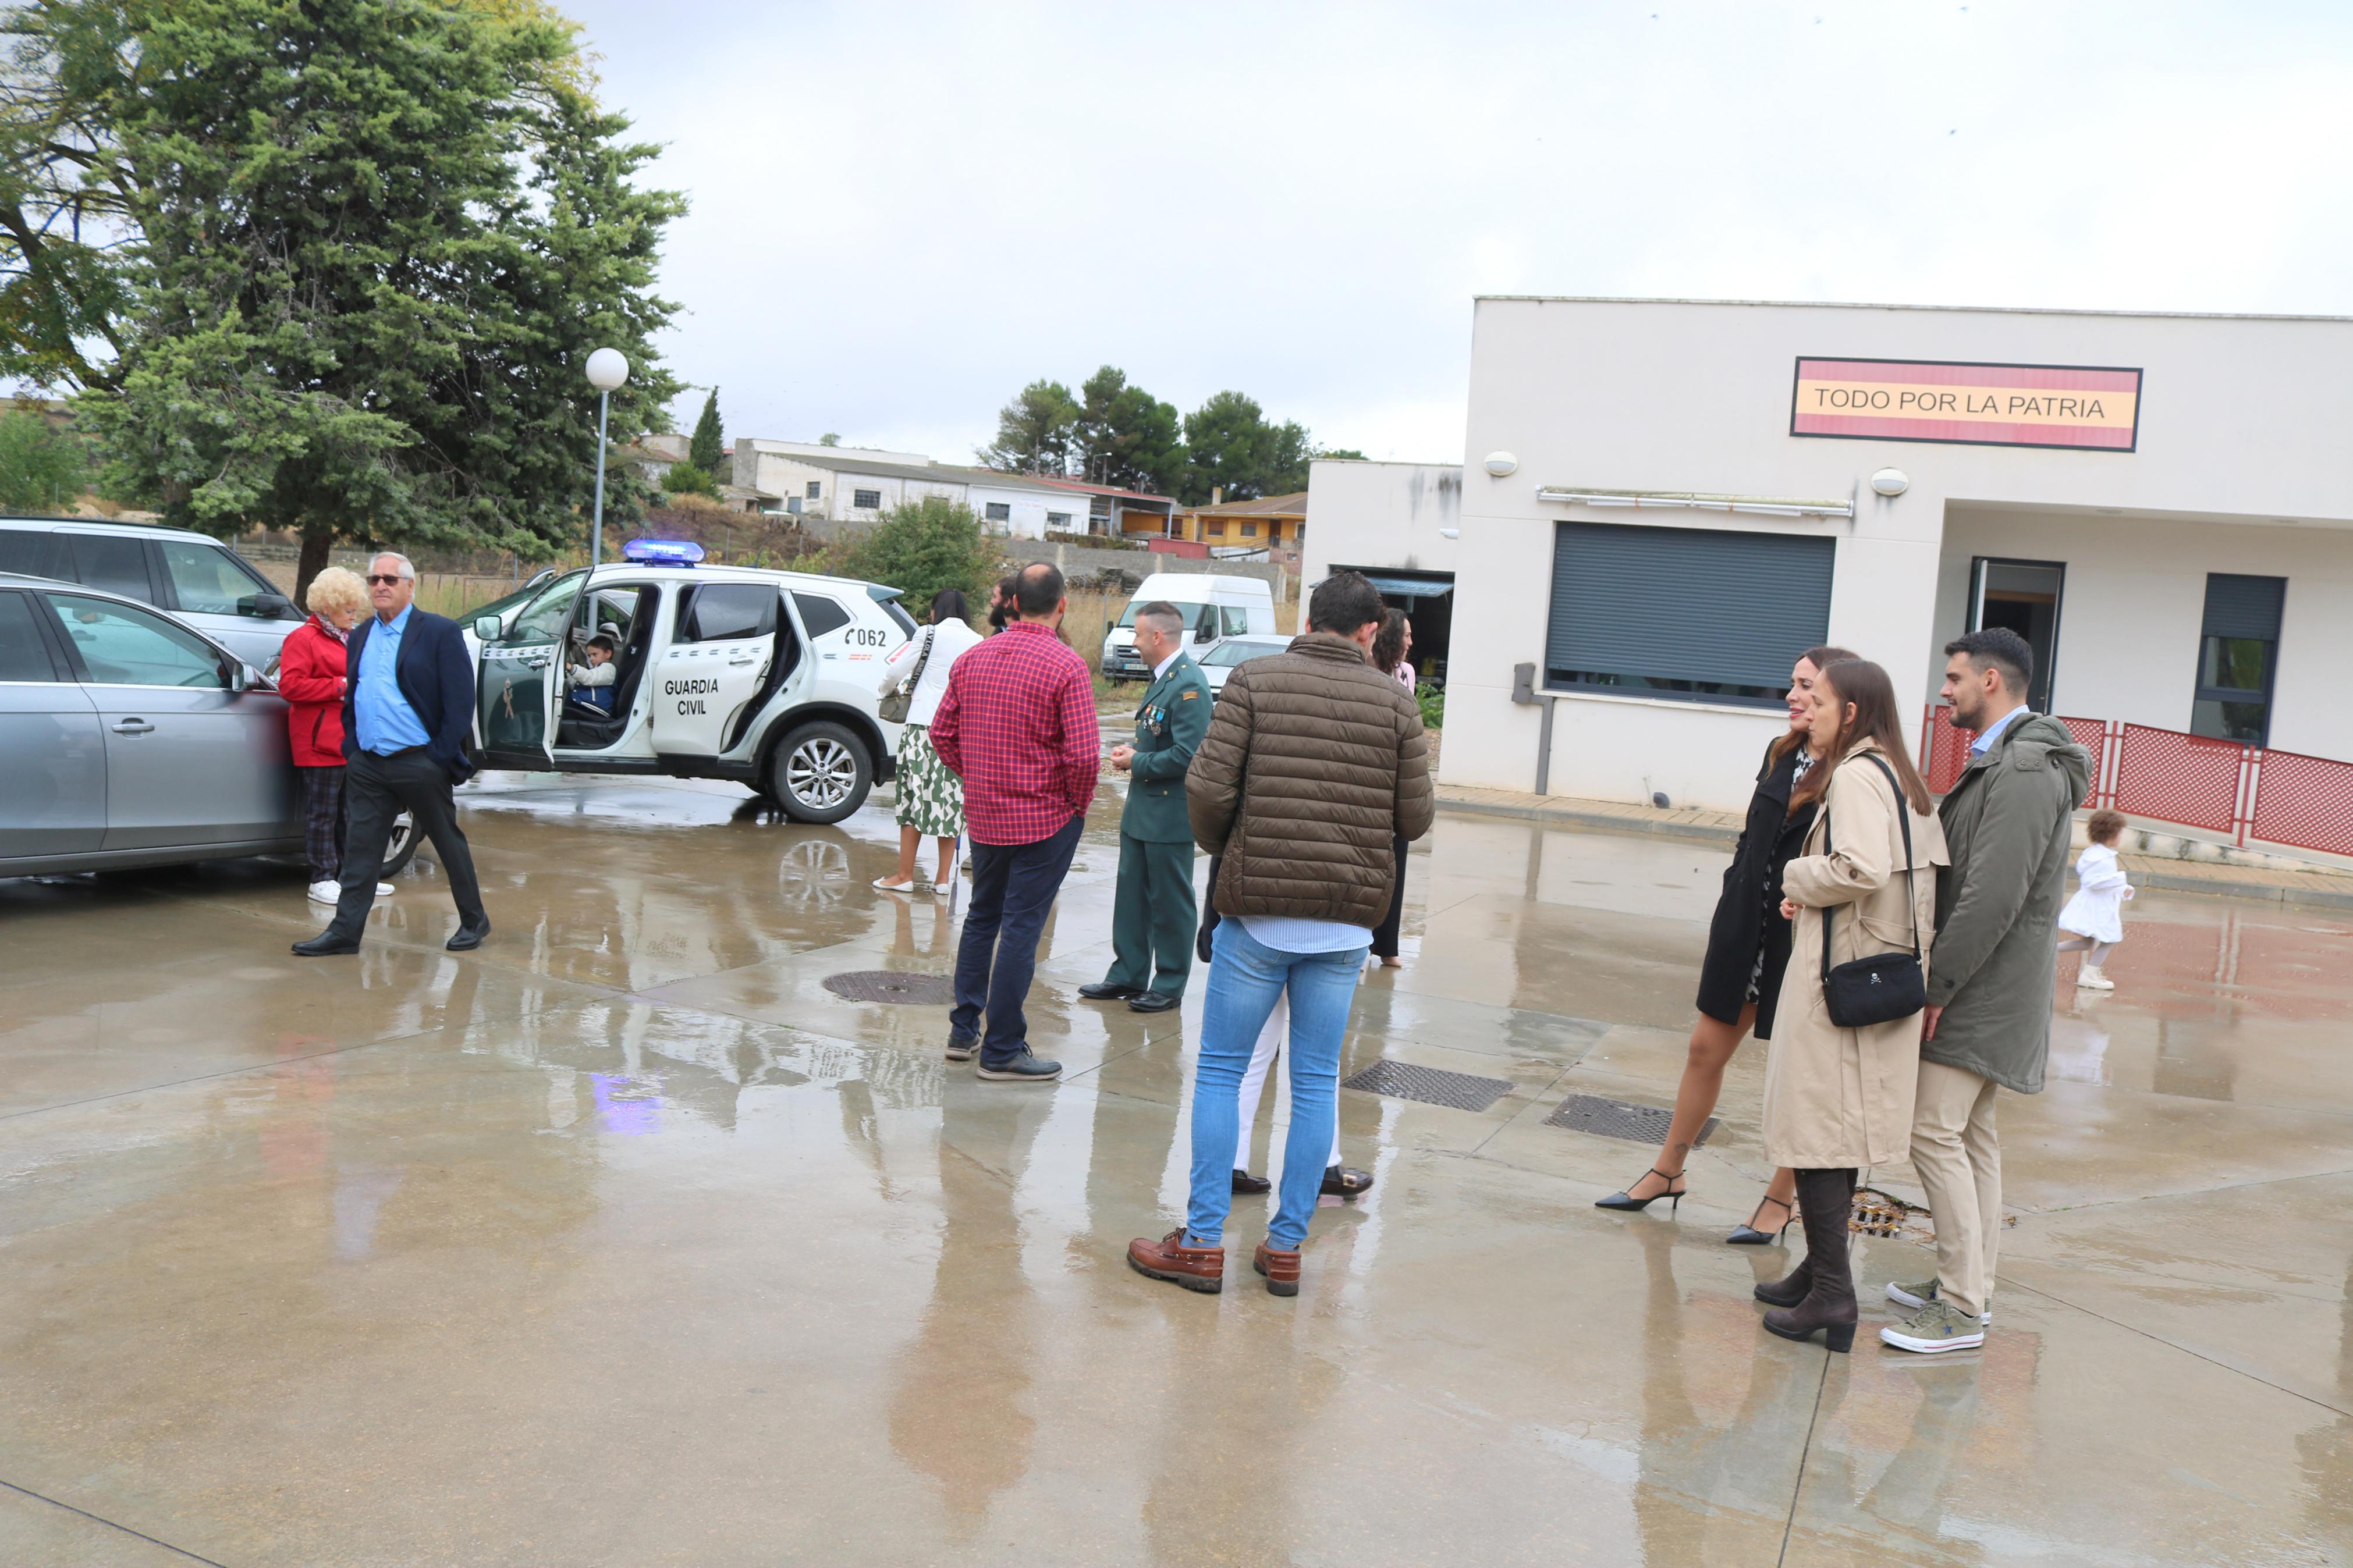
[474,616,504,642]
[229,661,260,693]
[241,591,296,618]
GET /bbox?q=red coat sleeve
[274,625,346,705]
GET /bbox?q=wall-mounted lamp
[1870,468,1909,497]
[1483,451,1518,477]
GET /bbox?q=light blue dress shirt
[1969,704,2028,755]
[354,605,431,755]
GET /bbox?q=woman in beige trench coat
[1754,659,1947,1352]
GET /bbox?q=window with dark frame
[984,502,1011,522]
[2189,573,2284,746]
[1543,521,1834,707]
[1046,511,1071,528]
[805,481,821,499]
[853,488,882,510]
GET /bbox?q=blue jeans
[952,812,1085,1068]
[1186,919,1366,1249]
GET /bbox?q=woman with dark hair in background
[1596,644,1856,1243]
[874,587,984,894]
[1754,656,1945,1351]
[1368,608,1415,967]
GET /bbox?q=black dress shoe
[1320,1165,1375,1198]
[292,933,361,957]
[1231,1169,1272,1194]
[1078,981,1145,1001]
[1127,990,1180,1014]
[445,919,491,952]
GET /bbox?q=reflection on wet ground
[3,773,2350,1565]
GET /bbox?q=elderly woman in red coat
[276,567,391,904]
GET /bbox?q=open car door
[474,570,583,768]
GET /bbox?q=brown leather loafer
[1253,1239,1302,1297]
[1128,1229,1224,1293]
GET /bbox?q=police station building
[1421,296,2353,855]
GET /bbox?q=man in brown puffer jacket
[1128,571,1432,1300]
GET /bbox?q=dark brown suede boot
[1761,1168,1858,1352]
[1753,1250,1814,1309]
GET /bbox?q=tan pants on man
[1910,1059,2003,1320]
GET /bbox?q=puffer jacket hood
[1923,709,2093,1093]
[1185,631,1433,927]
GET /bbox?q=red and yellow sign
[1791,357,2141,452]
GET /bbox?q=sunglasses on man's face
[366,574,406,586]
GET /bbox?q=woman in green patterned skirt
[873,588,984,893]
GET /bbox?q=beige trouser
[1910,1059,2003,1320]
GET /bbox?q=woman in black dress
[1368,609,1416,966]
[1595,643,1855,1243]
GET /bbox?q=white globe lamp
[585,349,631,564]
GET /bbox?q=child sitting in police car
[569,635,619,714]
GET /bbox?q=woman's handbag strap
[1819,751,1923,984]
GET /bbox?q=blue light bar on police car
[621,538,704,565]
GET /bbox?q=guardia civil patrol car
[464,541,913,823]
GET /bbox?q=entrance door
[476,570,584,767]
[1968,558,2064,713]
[654,582,778,758]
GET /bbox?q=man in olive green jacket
[1883,628,2092,1356]
[1080,602,1213,1014]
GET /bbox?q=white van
[1101,571,1276,681]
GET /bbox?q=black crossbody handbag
[1818,753,1928,1029]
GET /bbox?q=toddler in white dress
[2056,808,2132,991]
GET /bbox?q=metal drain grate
[1545,1094,1716,1147]
[1340,1059,1514,1112]
[822,970,956,1005]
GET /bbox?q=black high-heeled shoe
[1726,1193,1797,1246]
[1595,1167,1685,1213]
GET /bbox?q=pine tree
[690,386,723,475]
[72,0,683,599]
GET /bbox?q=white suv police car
[466,541,912,823]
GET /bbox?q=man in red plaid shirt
[929,561,1100,1082]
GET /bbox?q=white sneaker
[373,881,394,898]
[307,880,340,904]
[2078,964,2114,990]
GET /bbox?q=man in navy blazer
[293,552,491,956]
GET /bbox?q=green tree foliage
[817,431,839,446]
[977,378,1080,475]
[0,0,140,390]
[1073,365,1184,496]
[838,493,999,617]
[29,0,681,599]
[1181,390,1311,504]
[688,385,723,473]
[661,458,716,497]
[0,405,84,510]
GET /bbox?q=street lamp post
[585,347,630,566]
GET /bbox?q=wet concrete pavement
[3,774,2351,1566]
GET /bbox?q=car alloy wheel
[789,737,857,809]
[378,810,420,878]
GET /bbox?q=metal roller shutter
[2199,574,2284,641]
[1545,521,1834,704]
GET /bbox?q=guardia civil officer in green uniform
[1080,600,1213,1014]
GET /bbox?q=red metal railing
[1919,705,2353,858]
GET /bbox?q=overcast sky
[558,0,2353,465]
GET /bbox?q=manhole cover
[1340,1059,1514,1112]
[1545,1094,1717,1147]
[822,970,956,1005]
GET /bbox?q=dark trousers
[299,764,346,882]
[952,812,1084,1068]
[328,748,485,940]
[1369,833,1410,959]
[1105,833,1197,997]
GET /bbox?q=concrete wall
[1937,506,2353,760]
[1447,297,2353,812]
[1003,540,1287,596]
[1301,459,1465,587]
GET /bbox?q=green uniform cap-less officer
[1099,645,1213,1000]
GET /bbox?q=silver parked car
[0,571,310,877]
[1195,634,1291,696]
[0,515,305,671]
